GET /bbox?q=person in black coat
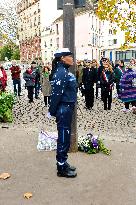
[82,60,97,109]
[100,59,114,110]
[49,48,77,178]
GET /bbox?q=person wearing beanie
[49,48,77,178]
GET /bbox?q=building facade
[102,21,136,63]
[41,9,104,64]
[17,0,41,62]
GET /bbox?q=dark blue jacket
[49,62,77,116]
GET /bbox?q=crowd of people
[76,57,136,112]
[0,57,136,113]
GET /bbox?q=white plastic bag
[37,130,58,151]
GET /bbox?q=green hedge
[0,92,14,122]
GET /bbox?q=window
[96,19,97,31]
[109,29,112,34]
[116,50,136,62]
[50,39,52,47]
[126,50,133,59]
[56,37,59,48]
[92,33,95,45]
[92,16,94,29]
[108,40,113,46]
[113,39,117,44]
[56,24,59,35]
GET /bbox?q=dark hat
[101,57,108,61]
[31,61,36,64]
[54,48,72,58]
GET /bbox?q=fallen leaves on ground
[24,192,33,199]
[0,172,11,180]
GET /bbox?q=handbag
[37,130,58,151]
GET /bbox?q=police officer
[49,48,77,178]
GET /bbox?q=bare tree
[0,0,20,43]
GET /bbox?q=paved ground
[0,71,136,204]
[0,129,136,205]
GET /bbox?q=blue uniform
[49,62,77,165]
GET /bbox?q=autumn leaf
[24,192,33,199]
[0,172,11,180]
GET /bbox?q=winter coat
[33,67,40,85]
[23,69,36,87]
[114,64,125,84]
[76,64,83,85]
[100,70,114,92]
[10,65,21,79]
[82,67,97,90]
[97,65,104,81]
[119,68,136,102]
[0,67,7,90]
[49,62,77,116]
[41,71,51,96]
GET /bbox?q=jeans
[35,82,40,98]
[13,79,21,96]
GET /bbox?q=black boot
[64,162,76,171]
[57,164,77,178]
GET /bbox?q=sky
[40,0,62,27]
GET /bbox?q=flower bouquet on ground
[78,133,111,155]
[0,92,14,123]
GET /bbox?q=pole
[63,0,78,152]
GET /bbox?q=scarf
[102,71,108,82]
[44,71,49,78]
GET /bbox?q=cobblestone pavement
[2,70,136,143]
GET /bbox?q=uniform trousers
[56,103,75,166]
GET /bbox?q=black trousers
[27,86,34,102]
[116,83,120,95]
[96,83,101,99]
[84,88,94,109]
[56,103,74,167]
[125,101,136,109]
[102,89,112,110]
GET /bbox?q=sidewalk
[0,128,136,205]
